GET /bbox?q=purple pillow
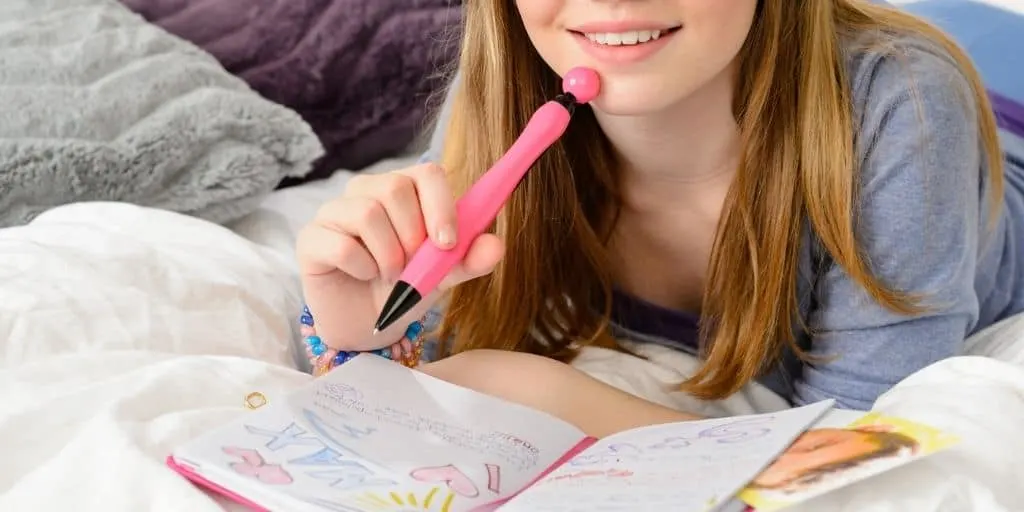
[120,0,463,186]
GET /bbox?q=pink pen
[372,67,602,334]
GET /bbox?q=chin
[590,95,679,117]
[587,75,697,117]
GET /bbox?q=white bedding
[1,153,1023,510]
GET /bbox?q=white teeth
[585,29,662,46]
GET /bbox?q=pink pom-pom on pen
[562,67,600,104]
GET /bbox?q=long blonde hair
[436,0,1004,399]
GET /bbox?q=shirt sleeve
[793,44,985,410]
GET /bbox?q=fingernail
[437,225,456,247]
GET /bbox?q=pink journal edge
[166,436,599,512]
[169,440,755,512]
[167,455,270,511]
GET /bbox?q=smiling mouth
[569,26,681,47]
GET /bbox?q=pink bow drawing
[222,446,294,485]
[410,464,480,497]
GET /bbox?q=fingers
[346,172,426,256]
[461,233,505,278]
[394,164,458,249]
[299,163,463,282]
[296,223,377,280]
[439,233,505,290]
[312,197,406,281]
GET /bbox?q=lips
[569,20,682,33]
[568,25,681,65]
[583,29,664,46]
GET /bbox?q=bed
[2,0,1023,511]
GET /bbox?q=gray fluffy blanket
[0,0,324,228]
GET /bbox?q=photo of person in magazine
[750,424,920,494]
[738,412,958,511]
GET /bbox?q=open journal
[168,354,956,512]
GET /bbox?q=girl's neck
[593,67,741,211]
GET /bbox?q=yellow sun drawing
[353,487,457,512]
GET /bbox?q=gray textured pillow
[0,0,324,228]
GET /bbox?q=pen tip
[371,328,380,336]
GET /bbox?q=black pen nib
[374,281,422,333]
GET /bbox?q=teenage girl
[296,0,1024,438]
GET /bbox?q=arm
[794,45,986,410]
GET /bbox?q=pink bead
[562,67,601,104]
[300,325,315,337]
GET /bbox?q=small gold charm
[244,391,268,410]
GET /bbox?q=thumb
[439,234,504,290]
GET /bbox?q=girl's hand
[296,163,505,352]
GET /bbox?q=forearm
[420,349,701,438]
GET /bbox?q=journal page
[500,400,834,512]
[173,354,587,512]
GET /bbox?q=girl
[296,0,1024,437]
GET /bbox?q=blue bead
[374,348,392,360]
[333,352,352,365]
[305,335,322,347]
[302,304,311,315]
[311,343,326,356]
[404,320,423,340]
[299,314,314,326]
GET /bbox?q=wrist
[299,304,426,376]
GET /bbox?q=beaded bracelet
[299,305,425,377]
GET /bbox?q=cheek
[684,0,758,58]
[515,0,560,32]
[515,0,570,74]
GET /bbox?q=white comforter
[2,194,1023,512]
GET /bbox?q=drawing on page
[307,460,398,490]
[410,464,480,498]
[319,382,365,403]
[545,468,634,482]
[566,442,643,467]
[303,407,380,448]
[696,416,775,444]
[222,446,294,485]
[645,435,694,451]
[245,422,325,451]
[288,446,353,467]
[568,416,779,467]
[354,486,456,512]
[642,417,775,452]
